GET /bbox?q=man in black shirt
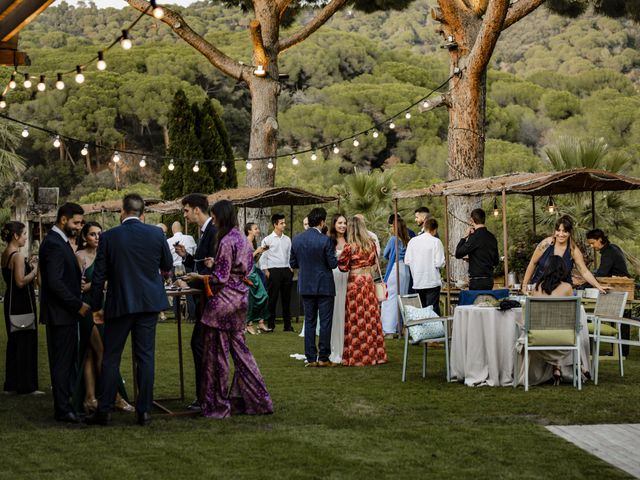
[455,208,499,290]
[586,229,630,277]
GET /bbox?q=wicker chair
[589,292,634,384]
[516,296,582,391]
[398,294,452,382]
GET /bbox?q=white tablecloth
[451,306,521,387]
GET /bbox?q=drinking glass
[174,264,186,278]
[526,284,535,295]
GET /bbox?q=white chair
[590,292,636,384]
[517,296,582,391]
[398,294,452,382]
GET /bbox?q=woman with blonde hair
[338,216,387,366]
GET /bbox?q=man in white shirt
[260,213,294,332]
[167,221,196,266]
[405,218,445,315]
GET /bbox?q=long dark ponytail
[211,200,237,255]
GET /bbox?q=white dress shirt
[51,225,70,243]
[260,231,291,269]
[404,232,445,289]
[167,232,197,266]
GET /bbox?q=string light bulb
[372,130,379,138]
[23,73,32,89]
[192,161,200,173]
[150,0,164,19]
[75,66,85,84]
[352,138,359,147]
[292,155,299,166]
[8,74,16,89]
[81,144,89,156]
[547,196,555,214]
[389,121,396,130]
[37,75,46,92]
[493,198,499,217]
[168,159,175,171]
[55,73,65,90]
[246,160,253,170]
[53,135,61,148]
[253,65,266,77]
[220,161,227,173]
[97,51,107,71]
[21,127,29,138]
[112,151,120,163]
[310,151,318,161]
[332,144,340,154]
[422,100,430,109]
[139,156,147,168]
[120,30,132,50]
[405,112,411,120]
[0,96,6,109]
[267,159,274,169]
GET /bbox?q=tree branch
[276,0,293,18]
[436,0,469,33]
[278,0,349,53]
[502,0,546,30]
[467,0,509,80]
[126,0,246,81]
[250,20,268,66]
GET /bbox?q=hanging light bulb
[310,151,318,161]
[372,130,379,139]
[168,159,175,171]
[55,73,65,90]
[246,160,253,170]
[8,74,16,89]
[547,196,555,214]
[120,30,132,50]
[21,127,29,138]
[139,156,147,168]
[192,161,200,173]
[405,112,412,120]
[112,151,120,163]
[352,138,360,147]
[332,144,340,154]
[75,66,85,84]
[150,0,164,19]
[37,75,46,92]
[53,135,61,148]
[23,73,32,89]
[422,100,430,109]
[292,155,299,166]
[81,144,89,156]
[0,96,6,109]
[253,65,267,77]
[97,51,107,71]
[220,161,227,173]
[493,198,499,217]
[267,159,274,169]
[389,121,396,130]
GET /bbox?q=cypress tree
[183,101,214,195]
[199,100,229,191]
[160,90,190,199]
[206,100,238,189]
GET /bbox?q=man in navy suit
[87,194,173,426]
[40,202,88,423]
[174,193,216,411]
[290,207,338,367]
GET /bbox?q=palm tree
[0,120,25,185]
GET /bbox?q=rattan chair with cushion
[516,296,582,391]
[589,292,635,384]
[398,294,452,382]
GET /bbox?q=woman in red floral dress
[338,216,388,366]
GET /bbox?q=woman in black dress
[1,221,41,395]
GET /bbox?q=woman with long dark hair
[328,213,348,364]
[74,221,133,413]
[185,200,272,418]
[243,222,271,334]
[381,214,411,337]
[1,221,40,395]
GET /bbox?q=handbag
[8,254,36,333]
[373,250,388,303]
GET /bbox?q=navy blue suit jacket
[184,219,217,275]
[290,227,337,296]
[90,218,173,319]
[39,230,83,326]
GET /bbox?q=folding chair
[516,296,582,391]
[589,292,635,384]
[398,294,452,382]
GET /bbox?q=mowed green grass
[0,312,638,479]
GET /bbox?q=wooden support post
[290,204,294,237]
[443,196,451,316]
[394,198,401,332]
[531,196,536,236]
[501,189,509,288]
[591,191,596,229]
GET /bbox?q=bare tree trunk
[163,125,170,148]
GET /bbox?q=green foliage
[77,183,160,204]
[199,99,237,190]
[539,90,581,120]
[0,121,26,186]
[23,159,85,198]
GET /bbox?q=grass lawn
[1,312,638,479]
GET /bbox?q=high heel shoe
[246,324,257,335]
[257,323,273,333]
[84,398,98,414]
[552,366,562,386]
[115,398,135,412]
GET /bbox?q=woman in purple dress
[184,200,273,418]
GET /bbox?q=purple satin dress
[200,227,273,418]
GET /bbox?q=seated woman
[519,255,588,386]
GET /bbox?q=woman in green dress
[73,221,133,414]
[244,223,271,334]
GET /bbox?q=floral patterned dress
[338,242,388,366]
